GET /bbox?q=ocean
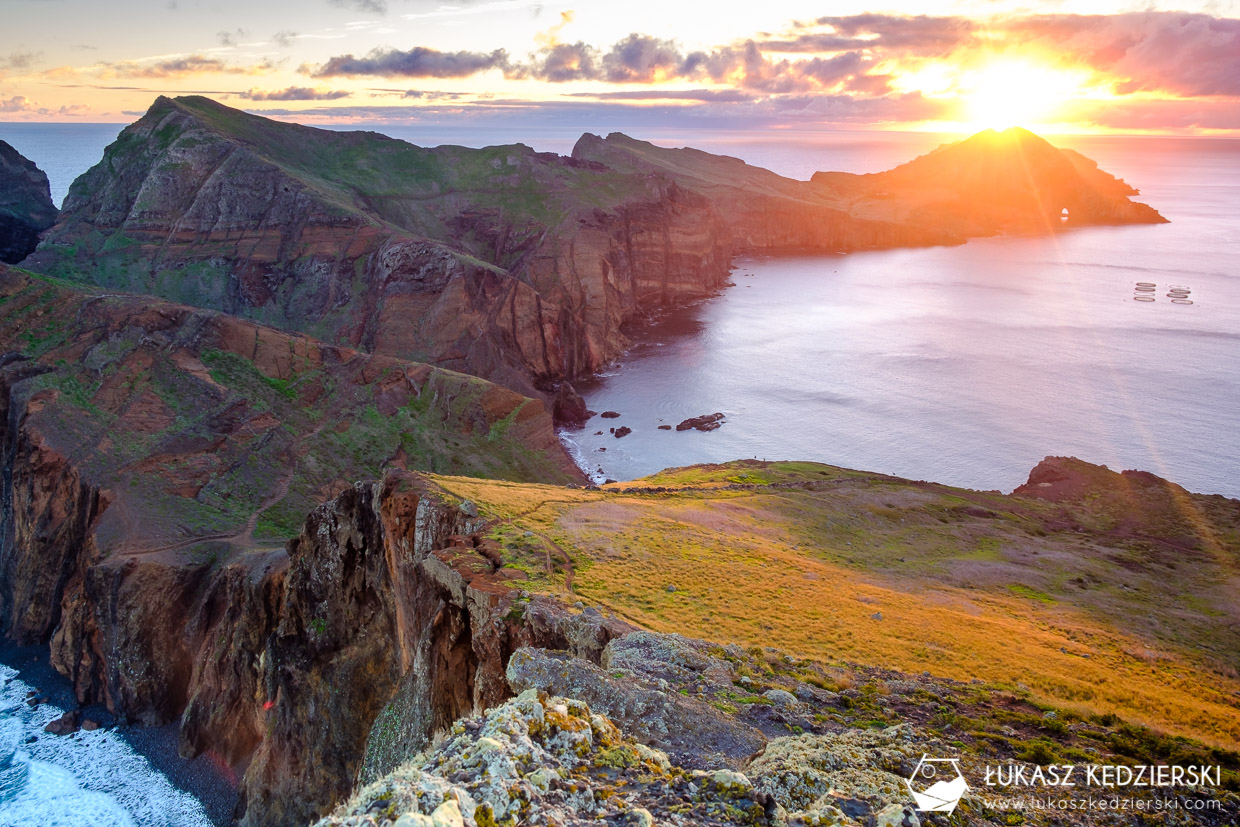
[0,664,210,826]
[0,120,1236,821]
[557,132,1240,498]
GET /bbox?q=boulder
[43,710,79,736]
[551,383,591,427]
[506,646,765,769]
[745,725,924,814]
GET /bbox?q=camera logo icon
[906,755,969,814]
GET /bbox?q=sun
[958,59,1088,131]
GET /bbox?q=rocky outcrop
[550,382,591,427]
[315,677,929,827]
[27,97,731,397]
[0,141,57,264]
[810,127,1167,235]
[26,101,1165,402]
[573,129,1165,251]
[315,690,780,827]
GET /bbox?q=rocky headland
[0,140,58,265]
[26,98,1162,403]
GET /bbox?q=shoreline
[0,641,238,827]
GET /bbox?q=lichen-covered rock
[315,690,773,827]
[506,646,765,770]
[745,726,925,817]
[602,631,736,688]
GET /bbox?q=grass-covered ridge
[429,459,1240,751]
[0,264,578,557]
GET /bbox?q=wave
[0,666,210,827]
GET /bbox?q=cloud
[329,0,388,13]
[0,51,41,75]
[240,86,350,101]
[568,88,756,102]
[272,30,299,48]
[297,12,1240,132]
[217,28,248,48]
[768,12,1240,98]
[1001,12,1240,98]
[808,14,975,56]
[599,34,686,83]
[0,95,34,112]
[516,42,597,82]
[241,92,951,130]
[312,46,509,78]
[0,94,86,116]
[104,54,279,78]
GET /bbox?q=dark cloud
[516,42,597,82]
[599,34,685,83]
[313,46,509,78]
[241,86,350,101]
[272,30,298,48]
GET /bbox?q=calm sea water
[562,134,1240,498]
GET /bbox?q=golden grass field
[435,460,1240,751]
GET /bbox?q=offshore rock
[550,382,590,427]
[0,141,57,264]
[678,412,726,431]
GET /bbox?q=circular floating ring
[1167,293,1190,298]
[1136,282,1156,287]
[1134,296,1155,302]
[1134,286,1155,292]
[1171,298,1193,305]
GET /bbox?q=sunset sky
[2,0,1239,134]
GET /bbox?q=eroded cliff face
[0,403,625,825]
[27,97,731,396]
[0,263,602,822]
[0,140,57,265]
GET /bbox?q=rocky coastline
[2,104,1226,827]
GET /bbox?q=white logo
[907,755,969,814]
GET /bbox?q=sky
[2,0,1239,134]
